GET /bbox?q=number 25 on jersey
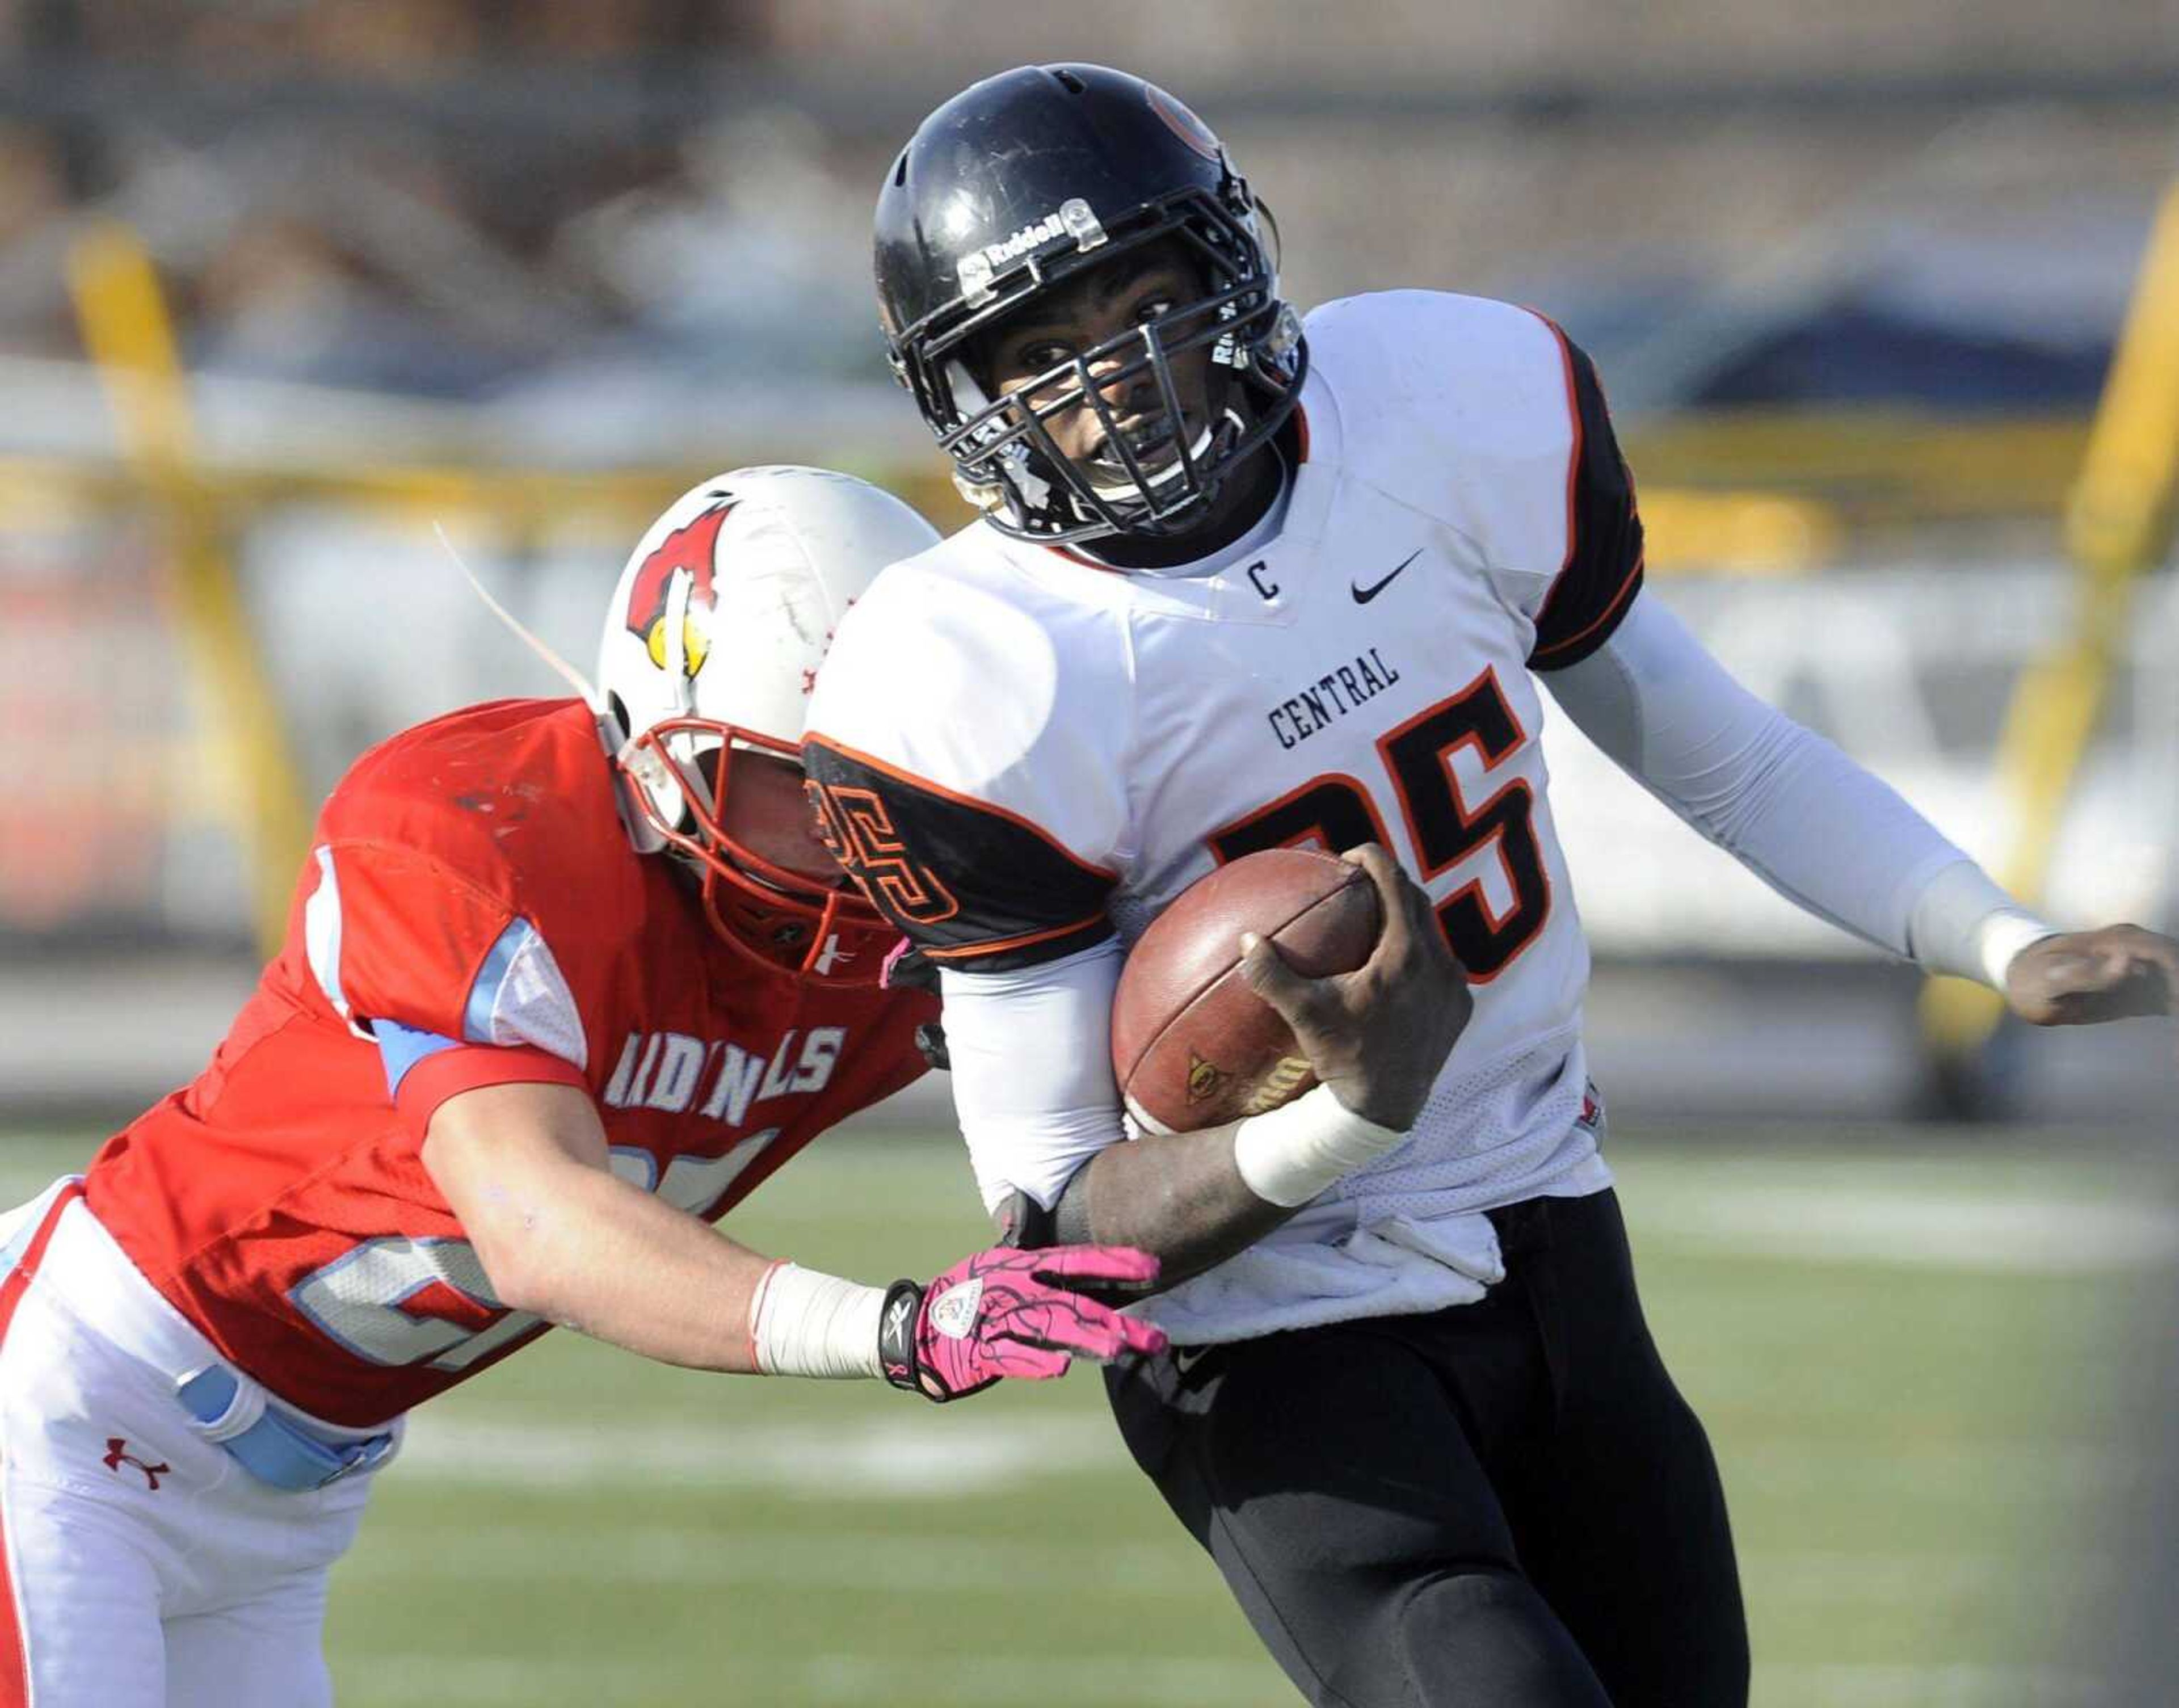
[1209,667,1550,981]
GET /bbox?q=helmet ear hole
[606,691,633,743]
[1051,67,1088,95]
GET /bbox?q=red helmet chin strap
[619,716,892,988]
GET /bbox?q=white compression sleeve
[1546,596,2054,986]
[1905,860,2060,989]
[939,938,1131,1215]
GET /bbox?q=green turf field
[1,1127,2161,1706]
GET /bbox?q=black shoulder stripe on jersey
[802,737,1117,974]
[1529,329,1646,671]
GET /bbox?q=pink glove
[879,1245,1167,1402]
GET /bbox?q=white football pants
[0,1181,394,1707]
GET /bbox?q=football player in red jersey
[804,66,2179,1708]
[0,466,1166,1708]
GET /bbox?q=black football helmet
[874,64,1306,543]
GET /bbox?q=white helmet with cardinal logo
[595,465,939,983]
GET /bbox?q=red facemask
[617,716,895,987]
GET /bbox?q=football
[1112,848,1382,1133]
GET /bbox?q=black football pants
[1104,1189,1749,1707]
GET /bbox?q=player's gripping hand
[879,1246,1167,1402]
[2005,925,2178,1027]
[1238,843,1473,1131]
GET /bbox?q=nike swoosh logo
[1352,550,1421,604]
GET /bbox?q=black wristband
[878,1278,926,1395]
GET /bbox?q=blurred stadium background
[1,2,2174,1702]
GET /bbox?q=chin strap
[1082,412,1229,508]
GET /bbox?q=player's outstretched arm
[1547,596,2179,1032]
[421,1081,1162,1390]
[1033,846,1471,1287]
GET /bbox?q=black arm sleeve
[804,738,1116,973]
[1527,331,1645,671]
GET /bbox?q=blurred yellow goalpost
[1919,173,2179,1070]
[65,220,312,958]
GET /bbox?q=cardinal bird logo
[624,500,736,678]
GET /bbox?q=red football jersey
[86,699,934,1427]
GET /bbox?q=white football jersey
[808,290,1644,1333]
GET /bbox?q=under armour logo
[103,1438,170,1491]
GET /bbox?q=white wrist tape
[747,1261,886,1380]
[1973,908,2062,992]
[1231,1083,1407,1209]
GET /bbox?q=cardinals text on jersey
[86,698,933,1427]
[805,290,1640,1225]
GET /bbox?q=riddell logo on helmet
[981,210,1069,267]
[958,199,1108,305]
[624,500,737,678]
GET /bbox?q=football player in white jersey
[804,65,2179,1707]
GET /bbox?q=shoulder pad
[1303,291,1575,580]
[320,699,645,956]
[807,547,1133,872]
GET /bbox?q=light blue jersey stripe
[462,919,537,1046]
[374,1020,462,1098]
